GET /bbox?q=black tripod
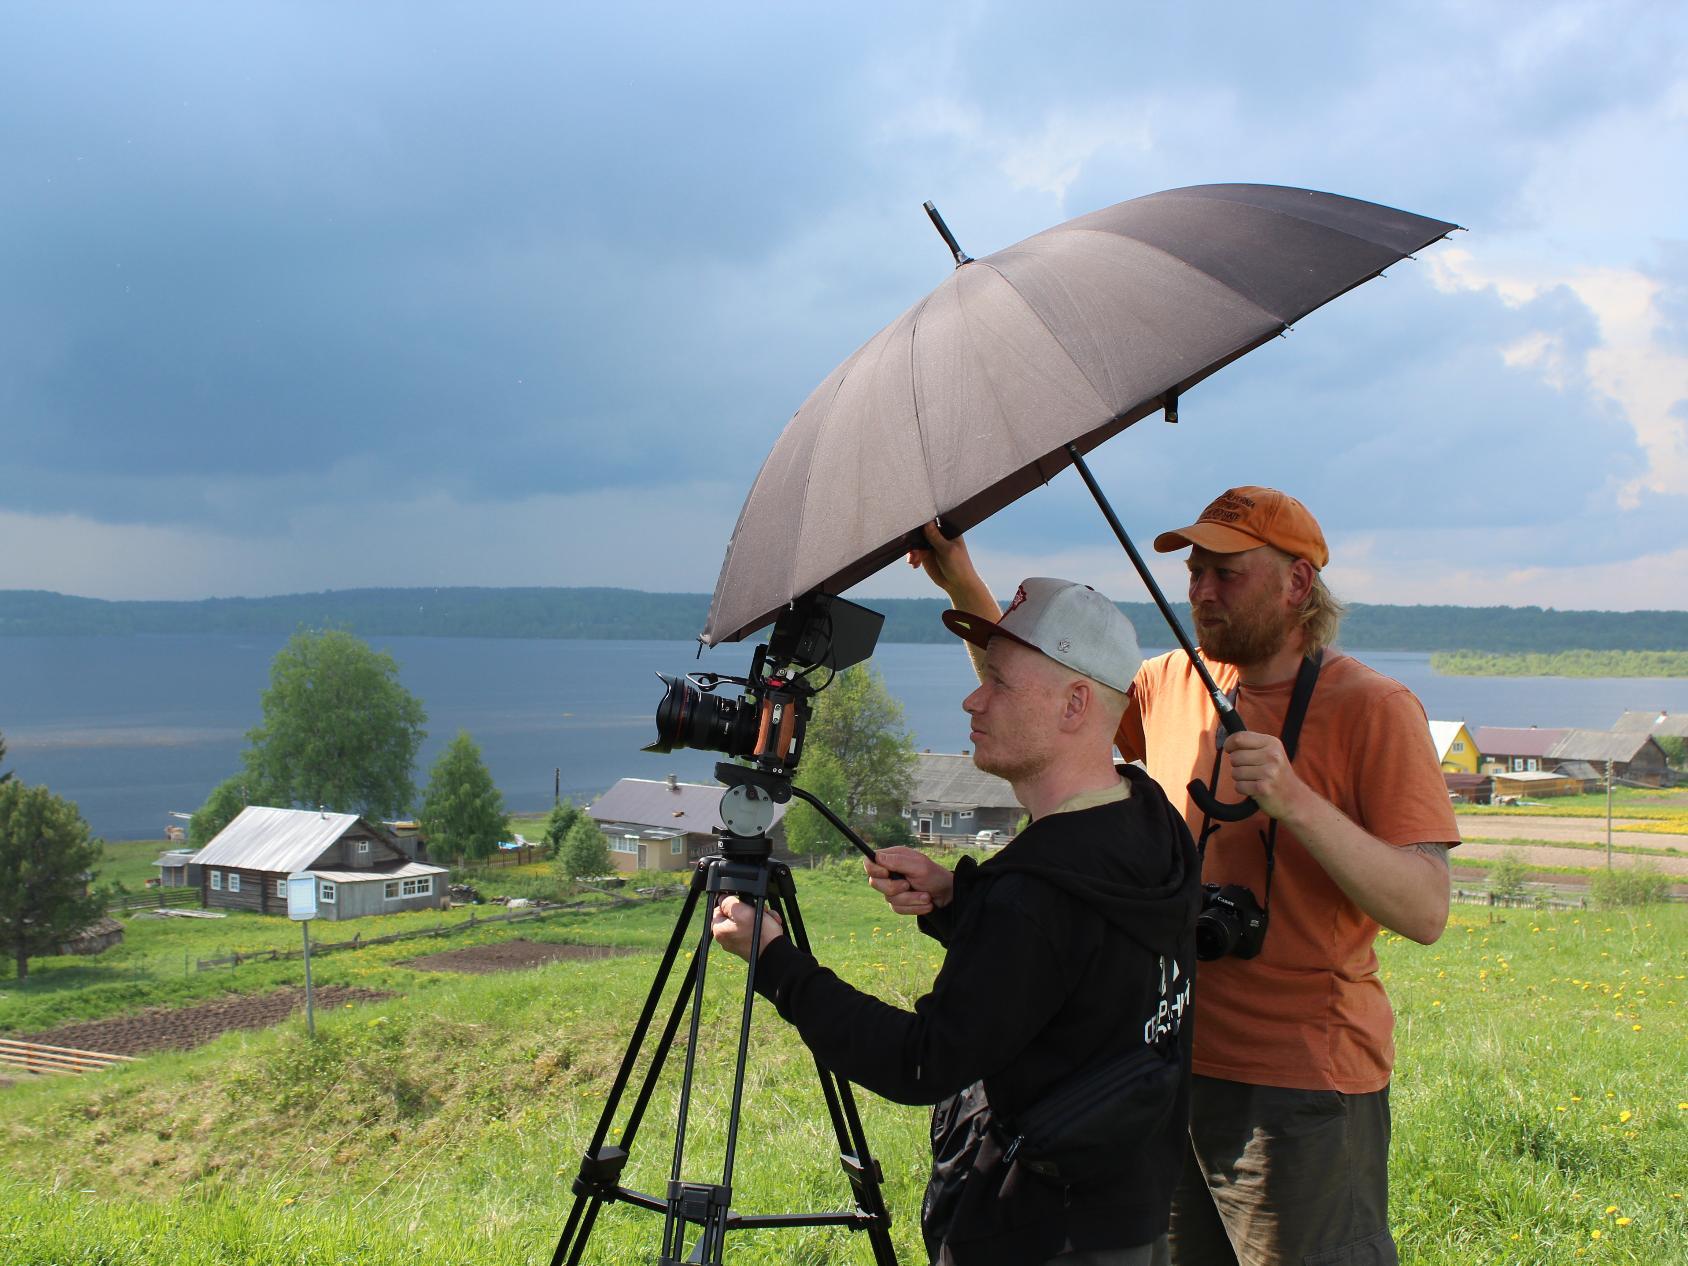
[548,770,900,1265]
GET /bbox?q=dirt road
[1454,814,1688,878]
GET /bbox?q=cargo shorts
[1167,1075,1396,1266]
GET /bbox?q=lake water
[3,635,1683,841]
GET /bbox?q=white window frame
[614,834,640,855]
[401,876,432,897]
[210,870,223,891]
[865,804,877,816]
[1452,740,1465,753]
[356,840,370,854]
[1527,758,1539,772]
[901,807,911,818]
[319,881,337,905]
[227,873,240,893]
[941,811,953,828]
[671,839,683,855]
[385,880,401,900]
[959,809,974,820]
[274,878,286,898]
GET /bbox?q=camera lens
[1195,902,1240,961]
[645,674,758,757]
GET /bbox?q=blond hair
[1297,572,1346,652]
[1269,547,1345,652]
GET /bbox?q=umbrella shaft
[1063,443,1241,734]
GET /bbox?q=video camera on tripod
[548,591,902,1266]
[643,592,887,862]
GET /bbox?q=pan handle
[1187,705,1260,823]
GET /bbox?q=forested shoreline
[1431,650,1688,677]
[4,586,1687,654]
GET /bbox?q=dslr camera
[1195,883,1267,961]
[646,592,883,778]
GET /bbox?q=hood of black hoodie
[970,763,1200,956]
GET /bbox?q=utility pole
[1605,758,1614,871]
[555,767,561,806]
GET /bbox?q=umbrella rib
[957,261,1112,487]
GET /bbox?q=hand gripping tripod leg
[549,838,899,1265]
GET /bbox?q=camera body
[1194,882,1268,961]
[646,593,884,780]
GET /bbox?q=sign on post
[287,872,318,921]
[287,871,318,1037]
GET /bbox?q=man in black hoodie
[712,577,1200,1265]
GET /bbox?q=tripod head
[713,761,880,866]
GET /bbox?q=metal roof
[193,806,393,872]
[1546,729,1662,764]
[310,860,447,883]
[1427,721,1469,762]
[1611,710,1688,737]
[1472,726,1569,759]
[588,777,788,833]
[909,753,1023,811]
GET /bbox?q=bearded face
[1187,548,1299,668]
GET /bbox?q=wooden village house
[904,752,1024,843]
[1427,721,1479,775]
[588,775,791,873]
[192,806,447,919]
[1472,727,1570,775]
[1545,730,1670,788]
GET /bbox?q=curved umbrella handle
[1188,706,1260,823]
[1188,776,1259,823]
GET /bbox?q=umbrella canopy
[702,183,1457,646]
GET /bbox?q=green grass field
[3,863,1684,1264]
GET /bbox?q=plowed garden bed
[401,938,636,974]
[18,986,393,1057]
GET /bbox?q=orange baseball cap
[1152,487,1329,569]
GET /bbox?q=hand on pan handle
[865,846,954,916]
[908,521,1000,618]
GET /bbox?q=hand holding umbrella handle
[1187,705,1260,822]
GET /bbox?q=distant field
[2,862,1684,1264]
[1433,649,1688,677]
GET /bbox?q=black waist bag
[997,1043,1180,1187]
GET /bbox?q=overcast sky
[2,2,1684,617]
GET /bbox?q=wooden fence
[0,1038,138,1077]
[108,887,198,914]
[193,896,646,971]
[1453,886,1587,911]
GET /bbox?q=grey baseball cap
[941,577,1143,692]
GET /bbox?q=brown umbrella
[702,183,1457,649]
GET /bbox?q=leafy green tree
[1657,736,1686,769]
[864,812,918,850]
[0,781,104,981]
[420,731,509,863]
[0,728,12,782]
[803,663,917,825]
[189,772,273,847]
[543,799,583,858]
[245,629,427,818]
[558,815,611,880]
[782,747,852,864]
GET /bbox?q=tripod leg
[774,869,901,1266]
[551,865,710,1266]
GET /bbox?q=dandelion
[1605,1206,1618,1215]
[1618,1110,1632,1123]
[1591,1229,1602,1239]
[1615,1217,1632,1227]
[1632,1024,1642,1032]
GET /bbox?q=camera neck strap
[1195,649,1325,909]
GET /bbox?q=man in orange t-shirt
[900,488,1456,1266]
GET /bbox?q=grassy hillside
[2,865,1684,1264]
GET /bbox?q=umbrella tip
[923,200,973,268]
